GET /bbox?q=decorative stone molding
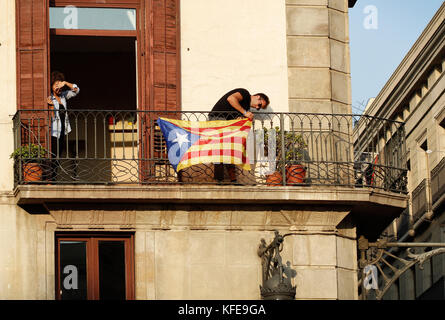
[57,210,73,229]
[88,210,104,229]
[47,205,352,232]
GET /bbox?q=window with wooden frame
[17,0,180,112]
[55,233,135,300]
[16,0,180,180]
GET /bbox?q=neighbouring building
[0,0,408,300]
[355,3,445,300]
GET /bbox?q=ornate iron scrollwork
[358,235,445,300]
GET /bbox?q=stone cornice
[14,184,407,208]
[14,184,407,239]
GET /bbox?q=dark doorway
[50,35,137,111]
[49,35,138,183]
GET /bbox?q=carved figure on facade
[258,230,296,300]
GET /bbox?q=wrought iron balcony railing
[12,109,407,192]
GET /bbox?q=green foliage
[264,127,307,172]
[10,144,47,160]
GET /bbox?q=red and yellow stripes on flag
[159,117,252,172]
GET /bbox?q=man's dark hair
[254,93,270,108]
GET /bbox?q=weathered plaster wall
[180,0,289,112]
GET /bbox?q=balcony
[431,157,445,206]
[12,109,407,190]
[12,110,408,237]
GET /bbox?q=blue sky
[349,0,444,114]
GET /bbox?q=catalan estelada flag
[157,117,252,172]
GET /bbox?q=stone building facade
[0,0,408,300]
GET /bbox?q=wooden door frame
[17,0,181,183]
[17,0,182,111]
[48,0,182,112]
[48,1,143,111]
[55,232,135,300]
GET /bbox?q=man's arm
[226,92,254,120]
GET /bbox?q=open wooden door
[140,0,181,182]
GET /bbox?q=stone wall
[286,0,351,115]
[0,0,363,300]
[180,0,289,112]
[0,0,16,191]
[0,199,56,299]
[46,203,357,300]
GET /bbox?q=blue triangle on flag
[157,118,201,171]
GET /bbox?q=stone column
[286,0,353,185]
[286,0,352,114]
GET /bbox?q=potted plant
[264,127,308,186]
[10,143,47,182]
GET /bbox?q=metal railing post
[280,114,286,186]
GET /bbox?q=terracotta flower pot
[266,171,283,186]
[285,164,306,185]
[22,163,43,182]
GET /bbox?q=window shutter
[140,0,180,111]
[140,0,180,181]
[16,0,49,150]
[151,0,179,111]
[16,0,49,110]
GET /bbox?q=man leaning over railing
[208,88,270,183]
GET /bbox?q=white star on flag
[171,131,190,148]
